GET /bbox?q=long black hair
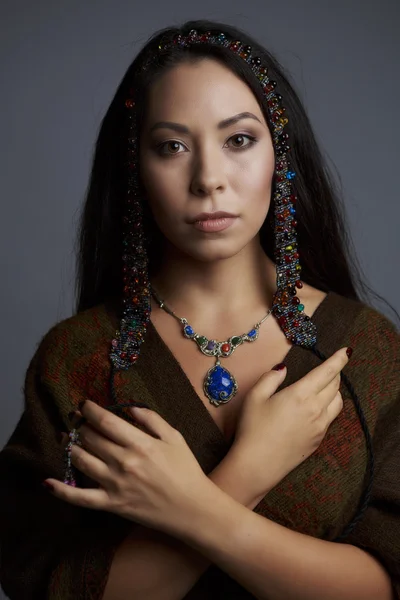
[74,18,398,324]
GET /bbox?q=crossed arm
[103,451,394,600]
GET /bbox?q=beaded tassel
[63,429,82,486]
[109,95,152,370]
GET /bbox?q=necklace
[150,285,274,407]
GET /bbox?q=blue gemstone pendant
[203,360,238,407]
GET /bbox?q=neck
[150,238,277,330]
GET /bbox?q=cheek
[234,151,275,217]
[140,161,179,216]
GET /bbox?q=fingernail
[42,481,54,492]
[272,363,286,371]
[346,347,353,359]
[132,402,150,409]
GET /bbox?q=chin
[183,240,252,263]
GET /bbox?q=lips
[190,211,238,223]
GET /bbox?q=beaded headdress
[66,27,374,543]
[111,29,316,373]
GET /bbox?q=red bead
[121,352,127,359]
[295,280,303,288]
[221,343,231,353]
[292,297,300,305]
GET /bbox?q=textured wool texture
[0,290,399,599]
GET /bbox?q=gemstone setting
[203,363,238,407]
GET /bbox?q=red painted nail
[346,347,353,359]
[272,363,286,371]
[42,481,54,492]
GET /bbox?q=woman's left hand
[43,400,212,539]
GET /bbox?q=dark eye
[226,134,257,150]
[157,141,185,155]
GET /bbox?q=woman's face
[139,58,275,263]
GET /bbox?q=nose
[190,148,227,197]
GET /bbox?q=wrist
[208,445,268,509]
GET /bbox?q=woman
[0,19,399,600]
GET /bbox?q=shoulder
[29,304,115,396]
[305,284,399,357]
[329,291,400,424]
[339,293,400,366]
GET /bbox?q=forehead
[144,59,263,124]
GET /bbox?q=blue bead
[206,366,234,401]
[290,207,296,215]
[247,329,257,338]
[286,171,296,180]
[184,325,194,336]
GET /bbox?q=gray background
[1,1,399,597]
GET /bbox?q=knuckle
[72,448,85,468]
[292,387,305,403]
[172,428,185,442]
[98,414,113,430]
[325,363,337,379]
[120,456,138,475]
[303,398,324,420]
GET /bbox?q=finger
[67,409,86,429]
[43,477,110,510]
[130,406,183,443]
[245,364,287,404]
[316,371,342,409]
[80,399,151,447]
[297,347,350,397]
[70,443,111,486]
[326,391,343,423]
[78,422,123,465]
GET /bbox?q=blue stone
[286,171,296,180]
[247,329,257,338]
[184,325,194,336]
[205,365,235,402]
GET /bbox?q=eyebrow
[149,111,263,134]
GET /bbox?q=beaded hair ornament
[65,28,374,543]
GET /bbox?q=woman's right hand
[229,346,351,503]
